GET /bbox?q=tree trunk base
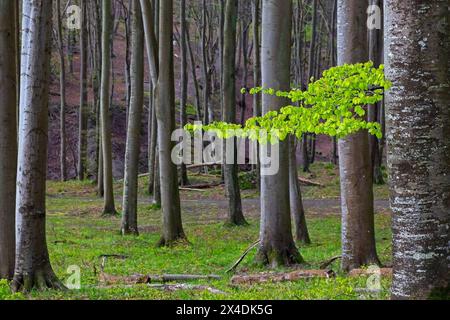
[341,255,382,273]
[255,244,303,268]
[157,234,189,247]
[225,216,249,227]
[11,267,66,293]
[295,232,311,245]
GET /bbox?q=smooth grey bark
[78,0,88,181]
[186,25,202,121]
[385,0,450,300]
[368,0,384,185]
[121,0,144,236]
[337,0,380,272]
[289,138,311,244]
[0,0,18,280]
[179,0,189,186]
[201,0,211,125]
[140,0,159,196]
[156,0,186,246]
[223,0,247,226]
[256,0,302,267]
[12,0,64,292]
[55,0,67,181]
[252,0,261,189]
[100,0,117,215]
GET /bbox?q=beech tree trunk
[368,0,384,185]
[223,0,247,226]
[121,0,144,235]
[12,0,64,291]
[0,0,18,280]
[385,0,450,299]
[179,0,189,186]
[78,0,88,181]
[55,0,67,181]
[337,0,380,272]
[100,0,117,215]
[156,0,186,246]
[289,138,311,244]
[256,0,302,267]
[252,0,261,189]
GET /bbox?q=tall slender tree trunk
[252,0,261,190]
[223,0,247,226]
[140,0,159,196]
[179,0,189,186]
[122,0,144,236]
[0,0,18,280]
[55,0,67,181]
[368,0,384,185]
[256,0,302,267]
[201,0,210,125]
[12,0,64,292]
[78,0,88,181]
[156,0,186,246]
[337,0,380,272]
[100,0,117,215]
[385,0,450,300]
[289,138,311,244]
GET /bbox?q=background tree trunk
[223,0,247,226]
[55,0,67,181]
[78,0,88,181]
[156,0,186,246]
[0,0,18,280]
[256,0,302,267]
[13,0,64,291]
[100,0,117,215]
[179,0,189,186]
[385,0,450,299]
[337,0,380,272]
[121,0,144,236]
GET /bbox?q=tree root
[11,269,66,293]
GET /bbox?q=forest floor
[0,163,393,300]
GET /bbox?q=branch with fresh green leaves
[185,62,391,143]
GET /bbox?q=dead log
[99,273,221,285]
[231,269,335,285]
[298,177,324,187]
[180,182,222,190]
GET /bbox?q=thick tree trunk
[223,0,247,226]
[201,0,210,125]
[256,0,302,267]
[78,0,88,181]
[12,0,64,292]
[55,0,67,181]
[337,0,380,272]
[121,0,144,236]
[368,0,384,185]
[0,0,18,280]
[289,138,311,244]
[179,0,189,186]
[385,0,450,299]
[100,0,117,215]
[156,0,186,246]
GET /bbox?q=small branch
[319,255,342,269]
[298,177,324,187]
[226,240,261,274]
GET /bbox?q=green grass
[1,165,393,300]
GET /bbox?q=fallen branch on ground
[99,273,221,285]
[298,177,324,187]
[147,283,227,295]
[319,255,342,269]
[226,240,261,274]
[180,182,223,190]
[231,269,335,285]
